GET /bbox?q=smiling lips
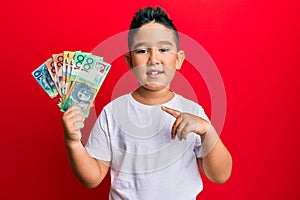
[146,70,164,78]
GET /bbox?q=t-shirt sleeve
[197,105,210,124]
[194,105,210,158]
[85,109,112,161]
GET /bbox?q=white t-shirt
[85,93,210,200]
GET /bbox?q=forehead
[130,22,177,50]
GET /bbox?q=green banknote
[98,60,111,75]
[82,60,111,115]
[62,54,104,117]
[94,60,111,90]
[69,52,92,89]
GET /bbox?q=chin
[142,82,169,91]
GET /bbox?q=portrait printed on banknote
[70,82,96,111]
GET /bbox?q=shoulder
[174,94,203,113]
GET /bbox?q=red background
[2,0,300,199]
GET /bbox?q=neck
[132,87,174,105]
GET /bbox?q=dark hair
[128,6,179,50]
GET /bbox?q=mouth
[146,70,164,78]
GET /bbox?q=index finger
[65,105,81,114]
[161,106,181,118]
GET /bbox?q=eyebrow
[133,42,147,50]
[132,41,173,50]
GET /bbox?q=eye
[159,48,169,53]
[135,49,148,54]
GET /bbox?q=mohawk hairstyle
[128,6,179,50]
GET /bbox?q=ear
[175,50,185,70]
[124,53,133,70]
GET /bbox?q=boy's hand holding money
[62,105,85,146]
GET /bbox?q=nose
[147,48,160,66]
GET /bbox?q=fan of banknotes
[32,51,112,118]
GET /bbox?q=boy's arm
[197,126,232,184]
[62,106,110,188]
[162,106,232,184]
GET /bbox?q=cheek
[131,66,146,79]
[164,67,176,79]
[163,55,178,67]
[163,60,177,71]
[131,56,147,67]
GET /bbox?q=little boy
[62,6,232,200]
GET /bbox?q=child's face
[125,22,185,92]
